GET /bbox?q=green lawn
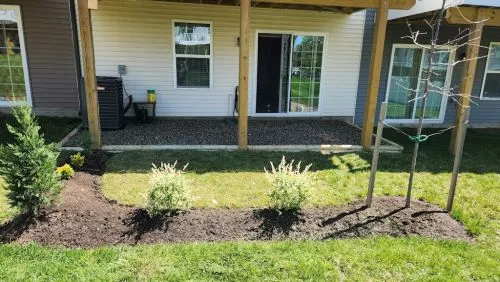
[103,129,500,238]
[0,178,16,224]
[0,114,80,145]
[0,128,499,280]
[1,237,498,281]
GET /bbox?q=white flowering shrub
[146,162,191,216]
[265,156,312,211]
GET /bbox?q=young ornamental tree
[392,0,488,208]
[0,106,61,215]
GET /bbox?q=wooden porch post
[361,0,389,151]
[450,8,484,155]
[77,0,101,150]
[238,0,250,149]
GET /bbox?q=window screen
[174,22,211,88]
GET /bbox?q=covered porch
[63,118,402,152]
[78,0,416,151]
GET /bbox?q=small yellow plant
[56,164,75,180]
[70,152,85,168]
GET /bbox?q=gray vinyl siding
[355,9,500,126]
[0,0,80,116]
[354,9,376,125]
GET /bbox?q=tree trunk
[406,0,447,208]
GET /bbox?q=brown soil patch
[0,154,471,248]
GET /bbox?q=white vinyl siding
[91,0,365,117]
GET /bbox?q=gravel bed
[248,120,362,145]
[66,119,237,146]
[65,119,368,146]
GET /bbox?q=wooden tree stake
[366,102,388,207]
[447,107,470,212]
[449,8,484,155]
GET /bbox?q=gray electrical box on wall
[118,65,127,75]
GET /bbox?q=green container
[147,89,156,103]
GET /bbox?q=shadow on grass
[106,150,339,174]
[0,114,81,145]
[104,127,500,175]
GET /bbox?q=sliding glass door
[289,35,324,113]
[256,32,325,115]
[386,45,453,122]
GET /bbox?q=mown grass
[103,129,500,239]
[0,178,17,224]
[1,128,499,281]
[0,114,80,145]
[0,237,498,281]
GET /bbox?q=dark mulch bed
[0,159,471,248]
[64,119,367,146]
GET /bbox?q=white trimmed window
[0,5,31,106]
[173,21,212,88]
[385,44,454,123]
[480,42,500,100]
[0,5,31,107]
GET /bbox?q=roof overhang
[389,0,500,20]
[140,0,416,13]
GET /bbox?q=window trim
[172,19,213,89]
[384,44,455,124]
[0,4,32,107]
[480,42,500,101]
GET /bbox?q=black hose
[119,74,133,114]
[233,86,239,121]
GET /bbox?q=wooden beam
[361,0,389,151]
[77,0,102,150]
[450,8,484,155]
[446,7,500,27]
[88,0,98,10]
[238,0,250,149]
[256,0,415,10]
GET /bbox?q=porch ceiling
[149,0,416,13]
